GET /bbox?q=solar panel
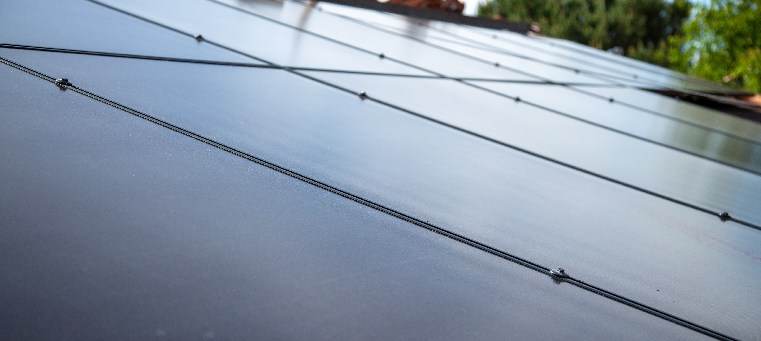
[3,65,713,340]
[2,0,760,339]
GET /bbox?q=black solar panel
[2,0,760,339]
[6,66,706,340]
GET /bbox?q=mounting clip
[550,268,569,278]
[719,212,731,222]
[55,78,72,90]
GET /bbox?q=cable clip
[719,212,731,222]
[550,268,569,278]
[55,78,72,90]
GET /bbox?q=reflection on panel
[574,86,761,143]
[468,81,761,173]
[90,0,431,75]
[215,0,613,84]
[0,0,253,63]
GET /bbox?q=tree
[479,0,607,48]
[478,0,691,55]
[669,0,761,92]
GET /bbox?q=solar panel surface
[4,65,715,340]
[1,0,760,340]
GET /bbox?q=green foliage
[669,0,761,92]
[627,40,671,67]
[478,0,691,51]
[479,0,761,92]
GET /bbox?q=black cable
[83,0,761,230]
[0,54,740,341]
[0,44,609,85]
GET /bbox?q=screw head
[379,53,385,59]
[55,78,72,88]
[574,69,580,73]
[358,91,367,99]
[609,98,615,103]
[514,96,520,102]
[194,34,204,42]
[719,212,731,221]
[494,62,500,67]
[550,268,569,278]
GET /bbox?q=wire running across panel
[2,64,716,340]
[4,47,758,340]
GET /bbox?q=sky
[462,0,485,16]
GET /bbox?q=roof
[1,0,760,340]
